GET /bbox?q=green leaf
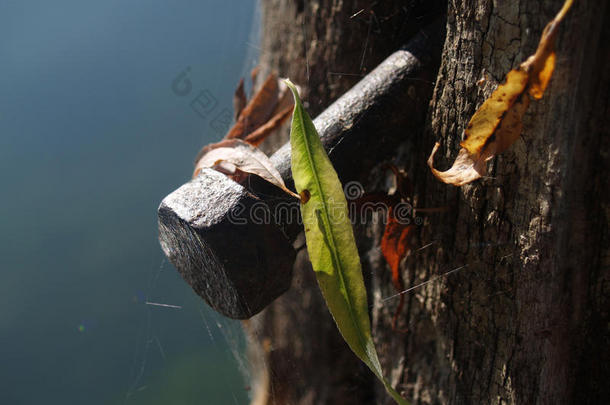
[286,79,409,405]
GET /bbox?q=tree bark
[245,1,609,404]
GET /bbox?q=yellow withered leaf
[526,50,556,100]
[428,0,573,186]
[460,69,529,156]
[492,92,530,155]
[522,0,573,99]
[194,139,300,199]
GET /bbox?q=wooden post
[247,0,609,404]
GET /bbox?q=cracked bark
[245,1,609,404]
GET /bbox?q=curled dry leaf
[428,0,573,186]
[194,139,300,200]
[428,143,490,186]
[192,72,300,200]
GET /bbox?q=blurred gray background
[0,1,259,403]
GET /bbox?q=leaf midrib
[294,102,374,367]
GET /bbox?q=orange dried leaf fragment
[381,211,414,292]
[381,212,414,330]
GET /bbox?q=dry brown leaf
[381,221,415,330]
[223,73,296,145]
[192,74,300,201]
[273,79,297,115]
[233,78,247,120]
[194,139,300,199]
[226,74,279,140]
[250,66,260,88]
[193,138,235,166]
[428,0,573,186]
[243,105,294,146]
[376,165,415,330]
[381,208,414,330]
[381,217,413,290]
